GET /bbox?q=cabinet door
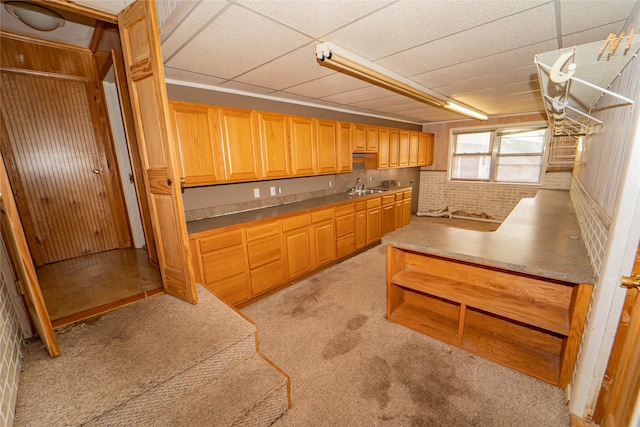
[417,132,427,166]
[389,129,400,168]
[395,200,404,229]
[403,198,412,225]
[399,130,410,166]
[355,209,366,249]
[382,202,395,235]
[289,116,316,176]
[425,133,434,166]
[378,127,390,168]
[367,207,381,244]
[218,107,263,181]
[169,101,226,185]
[338,122,353,172]
[258,112,291,178]
[312,220,336,267]
[316,119,338,174]
[366,126,379,151]
[409,131,419,166]
[353,124,366,151]
[284,227,312,279]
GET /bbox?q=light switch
[270,186,276,196]
[253,188,260,198]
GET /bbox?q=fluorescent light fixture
[315,42,488,121]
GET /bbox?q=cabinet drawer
[250,260,285,295]
[382,195,395,205]
[395,193,403,202]
[246,221,280,242]
[366,197,381,208]
[200,229,243,253]
[202,246,246,283]
[247,234,281,269]
[282,214,311,232]
[335,203,354,217]
[204,274,249,306]
[355,200,367,211]
[404,190,412,199]
[312,208,334,223]
[335,213,355,238]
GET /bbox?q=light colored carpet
[242,243,570,427]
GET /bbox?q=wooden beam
[89,20,106,54]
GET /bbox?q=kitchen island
[382,189,594,387]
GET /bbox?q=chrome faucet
[354,177,362,190]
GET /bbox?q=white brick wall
[570,177,610,279]
[0,240,24,427]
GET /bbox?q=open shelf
[386,246,592,388]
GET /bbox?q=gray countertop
[383,189,595,285]
[186,187,411,237]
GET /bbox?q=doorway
[0,12,162,327]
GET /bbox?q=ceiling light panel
[375,3,556,77]
[166,5,312,79]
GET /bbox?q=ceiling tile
[164,68,226,87]
[237,0,390,38]
[350,94,415,110]
[235,44,333,90]
[326,1,548,61]
[375,2,556,76]
[284,73,370,98]
[319,85,396,104]
[562,21,628,47]
[161,1,228,60]
[166,5,312,79]
[218,80,277,95]
[434,67,538,97]
[559,1,637,35]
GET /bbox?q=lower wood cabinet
[190,189,411,306]
[403,190,412,226]
[283,214,313,280]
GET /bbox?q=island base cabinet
[386,246,592,388]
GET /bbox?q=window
[450,127,547,184]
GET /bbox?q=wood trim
[559,283,593,387]
[89,20,106,53]
[0,67,90,82]
[36,0,118,23]
[0,29,92,53]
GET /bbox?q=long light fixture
[315,42,488,121]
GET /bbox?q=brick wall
[418,171,571,221]
[0,239,24,426]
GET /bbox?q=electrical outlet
[270,186,276,196]
[328,180,332,187]
[369,176,372,182]
[397,181,401,186]
[253,188,260,198]
[278,187,282,194]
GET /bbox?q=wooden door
[169,101,225,185]
[118,0,197,303]
[312,220,335,267]
[366,126,379,152]
[594,244,640,426]
[378,128,390,168]
[337,122,353,173]
[218,107,262,181]
[289,116,316,176]
[258,112,290,179]
[367,206,381,244]
[316,119,338,174]
[284,227,312,279]
[0,154,59,357]
[355,207,366,249]
[382,202,395,235]
[0,73,128,266]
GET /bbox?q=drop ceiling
[1,0,638,125]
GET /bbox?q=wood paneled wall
[0,32,131,266]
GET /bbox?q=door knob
[92,168,101,174]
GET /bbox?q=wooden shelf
[386,245,592,388]
[391,266,571,335]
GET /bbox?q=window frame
[448,123,548,185]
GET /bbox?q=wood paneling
[1,73,121,265]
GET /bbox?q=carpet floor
[242,242,570,427]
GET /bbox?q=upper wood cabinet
[389,129,400,168]
[257,112,291,178]
[399,130,410,167]
[169,101,226,186]
[366,126,379,151]
[289,115,316,176]
[337,122,353,173]
[377,128,390,168]
[218,107,263,181]
[353,124,366,151]
[315,119,338,174]
[408,131,419,166]
[418,132,434,166]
